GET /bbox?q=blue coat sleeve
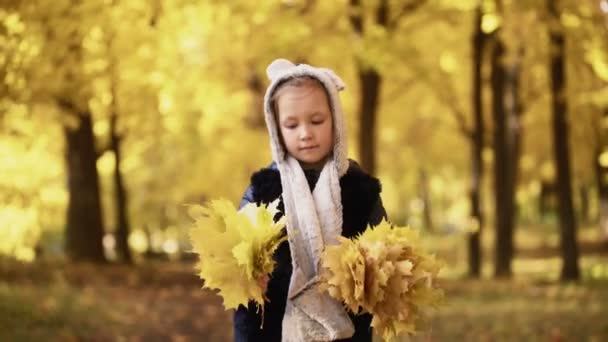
[238,162,276,211]
[239,184,255,210]
[234,184,263,341]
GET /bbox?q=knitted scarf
[263,59,354,341]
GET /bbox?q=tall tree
[418,168,434,232]
[593,129,608,240]
[60,100,106,262]
[109,86,132,263]
[468,5,486,278]
[348,0,386,175]
[104,1,137,264]
[547,0,580,281]
[0,3,106,261]
[489,0,522,277]
[26,1,110,262]
[490,35,514,277]
[348,0,428,175]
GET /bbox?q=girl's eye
[312,120,324,125]
[284,124,297,129]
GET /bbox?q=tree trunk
[578,184,590,224]
[357,68,382,175]
[502,46,524,271]
[548,0,580,281]
[594,145,608,240]
[246,71,266,129]
[349,0,387,176]
[418,168,434,232]
[110,110,132,263]
[104,31,133,263]
[539,180,556,218]
[491,36,514,278]
[64,111,106,263]
[468,6,485,278]
[507,47,524,210]
[595,109,608,240]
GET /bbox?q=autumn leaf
[320,219,445,341]
[188,199,286,310]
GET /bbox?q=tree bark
[507,47,524,209]
[110,110,132,263]
[357,68,382,175]
[596,152,608,242]
[491,35,514,278]
[595,109,608,241]
[105,29,133,263]
[349,0,387,176]
[418,168,434,232]
[578,184,590,224]
[63,109,106,263]
[468,6,485,278]
[596,150,608,240]
[548,0,580,281]
[539,180,556,218]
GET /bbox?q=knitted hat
[263,58,349,176]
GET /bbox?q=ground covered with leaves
[0,260,231,341]
[1,258,607,342]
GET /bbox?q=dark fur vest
[233,163,384,342]
[250,163,383,237]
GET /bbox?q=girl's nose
[299,125,312,140]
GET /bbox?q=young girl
[234,59,386,342]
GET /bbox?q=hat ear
[319,67,345,91]
[266,58,296,81]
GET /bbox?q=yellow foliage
[481,13,501,34]
[320,220,445,341]
[188,199,286,310]
[0,205,40,262]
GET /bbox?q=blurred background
[1,0,607,340]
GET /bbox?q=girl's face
[276,83,334,169]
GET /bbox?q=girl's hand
[257,274,270,295]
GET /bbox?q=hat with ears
[263,58,349,176]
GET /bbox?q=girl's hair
[270,76,332,117]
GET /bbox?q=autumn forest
[2,0,608,340]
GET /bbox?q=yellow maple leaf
[188,199,286,310]
[320,219,444,341]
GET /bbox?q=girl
[234,59,386,342]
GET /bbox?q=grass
[390,224,608,341]
[401,278,608,341]
[0,259,232,341]
[0,280,114,341]
[5,272,607,341]
[1,223,607,341]
[421,224,608,281]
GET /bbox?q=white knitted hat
[263,58,349,176]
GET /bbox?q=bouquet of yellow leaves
[320,219,444,341]
[188,199,286,310]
